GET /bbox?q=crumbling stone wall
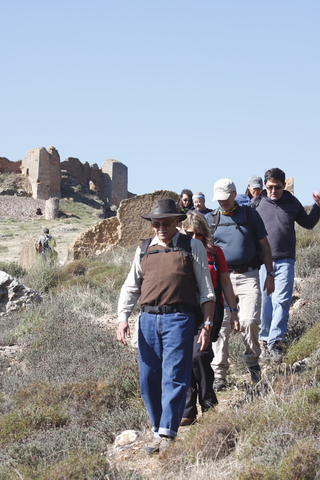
[102,159,128,206]
[71,216,120,259]
[0,158,22,174]
[69,190,179,259]
[117,190,178,246]
[61,158,110,200]
[21,146,61,200]
[3,148,130,206]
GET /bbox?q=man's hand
[264,275,275,295]
[197,326,211,351]
[230,311,240,332]
[117,321,131,345]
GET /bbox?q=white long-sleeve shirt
[117,231,215,323]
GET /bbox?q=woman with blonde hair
[180,211,239,425]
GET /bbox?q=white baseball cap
[213,178,236,201]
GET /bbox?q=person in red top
[180,211,239,425]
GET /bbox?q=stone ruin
[0,146,129,206]
[70,190,179,259]
[20,146,61,200]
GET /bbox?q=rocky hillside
[0,217,319,480]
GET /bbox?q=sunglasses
[266,185,283,191]
[151,219,175,228]
[186,230,203,238]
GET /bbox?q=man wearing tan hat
[117,198,215,454]
[206,179,274,390]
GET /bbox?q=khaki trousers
[212,269,261,381]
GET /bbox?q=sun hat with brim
[213,179,236,201]
[248,176,263,189]
[142,199,187,221]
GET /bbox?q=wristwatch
[267,271,275,278]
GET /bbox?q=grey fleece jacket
[256,191,320,260]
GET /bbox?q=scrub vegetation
[0,214,319,479]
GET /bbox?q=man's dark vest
[139,233,198,308]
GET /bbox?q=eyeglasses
[151,219,175,228]
[266,185,283,191]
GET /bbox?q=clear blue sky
[1,0,319,206]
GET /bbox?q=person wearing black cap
[117,198,215,454]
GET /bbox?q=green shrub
[285,322,320,364]
[279,438,320,480]
[0,261,26,278]
[0,406,68,445]
[0,450,142,480]
[23,261,62,293]
[287,274,320,343]
[296,243,320,277]
[238,463,276,480]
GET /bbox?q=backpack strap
[172,232,192,254]
[208,209,220,235]
[139,233,192,261]
[139,238,152,261]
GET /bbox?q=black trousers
[182,332,218,419]
[183,298,224,418]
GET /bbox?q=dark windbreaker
[256,191,320,260]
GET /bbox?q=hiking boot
[259,340,270,362]
[213,379,227,391]
[269,341,284,363]
[159,436,174,453]
[145,437,161,455]
[180,417,196,426]
[249,365,261,383]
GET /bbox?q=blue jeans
[138,311,195,438]
[259,259,295,346]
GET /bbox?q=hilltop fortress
[0,146,129,206]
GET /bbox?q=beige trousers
[212,269,261,381]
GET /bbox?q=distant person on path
[255,168,320,362]
[37,228,57,262]
[192,192,213,216]
[180,211,239,425]
[117,199,215,454]
[206,179,274,390]
[236,176,263,207]
[177,189,194,214]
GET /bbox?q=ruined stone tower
[102,159,128,207]
[21,146,61,200]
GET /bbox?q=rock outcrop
[69,190,178,259]
[0,271,41,315]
